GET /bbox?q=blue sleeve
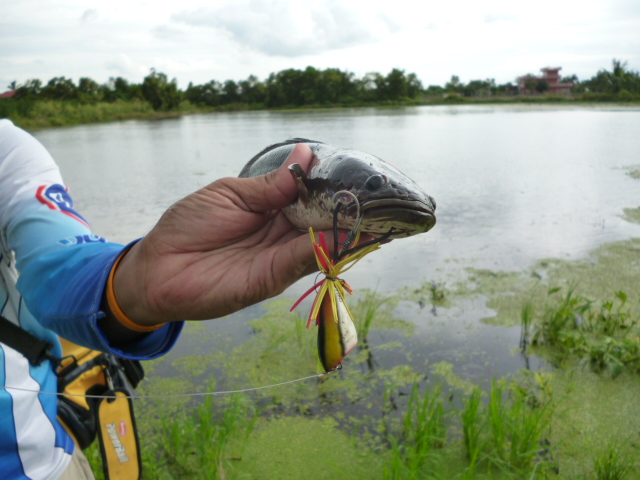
[16,235,183,359]
[1,119,183,360]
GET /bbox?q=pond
[34,104,640,379]
[34,104,640,478]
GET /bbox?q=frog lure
[290,191,395,372]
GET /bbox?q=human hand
[111,143,328,326]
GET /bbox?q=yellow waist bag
[0,315,144,479]
[57,338,144,480]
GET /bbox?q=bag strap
[0,314,58,366]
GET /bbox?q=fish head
[292,146,436,238]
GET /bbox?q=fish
[239,139,436,239]
[241,139,437,372]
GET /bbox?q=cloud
[2,0,639,90]
[483,12,518,24]
[171,0,391,57]
[606,0,640,17]
[105,54,148,79]
[151,24,187,42]
[80,8,99,24]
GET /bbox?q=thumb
[238,143,314,213]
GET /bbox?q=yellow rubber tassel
[292,228,383,372]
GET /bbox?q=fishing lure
[291,192,394,372]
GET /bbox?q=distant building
[504,84,519,95]
[517,67,574,95]
[0,91,17,99]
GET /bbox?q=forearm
[1,120,183,357]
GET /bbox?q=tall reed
[158,392,257,479]
[383,382,446,479]
[354,289,389,344]
[460,377,555,477]
[593,440,633,480]
[461,386,485,474]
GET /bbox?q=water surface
[34,104,640,382]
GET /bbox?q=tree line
[575,59,640,98]
[4,60,640,115]
[5,67,427,112]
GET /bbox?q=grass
[376,368,558,480]
[150,390,257,479]
[86,390,257,480]
[458,375,556,478]
[2,99,204,131]
[160,393,257,478]
[593,440,634,480]
[531,286,588,347]
[487,379,554,473]
[461,386,485,475]
[520,302,535,351]
[353,289,391,344]
[382,382,446,479]
[526,287,640,377]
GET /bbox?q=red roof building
[0,91,17,99]
[517,67,574,95]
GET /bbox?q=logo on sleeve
[36,184,89,228]
[58,235,107,246]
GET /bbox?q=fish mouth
[359,198,436,237]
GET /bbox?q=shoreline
[6,96,640,132]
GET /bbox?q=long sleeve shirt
[0,119,183,480]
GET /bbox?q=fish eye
[364,174,387,191]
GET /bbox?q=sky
[2,0,639,91]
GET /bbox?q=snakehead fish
[239,138,436,238]
[239,139,436,372]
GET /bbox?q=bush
[443,93,465,103]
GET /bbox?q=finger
[233,143,314,213]
[271,230,322,288]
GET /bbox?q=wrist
[110,242,167,330]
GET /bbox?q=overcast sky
[2,0,639,91]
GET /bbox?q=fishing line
[0,372,329,400]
